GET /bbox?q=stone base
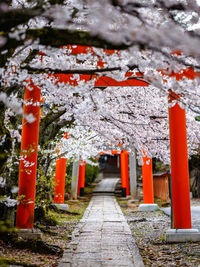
[138,204,159,212]
[166,229,200,243]
[53,203,69,212]
[17,229,42,240]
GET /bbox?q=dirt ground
[0,195,91,267]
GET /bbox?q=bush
[85,162,99,185]
[66,162,73,194]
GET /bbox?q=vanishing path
[94,178,119,193]
[58,178,144,267]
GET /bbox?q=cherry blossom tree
[0,0,200,188]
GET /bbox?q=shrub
[85,162,99,185]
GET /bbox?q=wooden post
[16,83,41,229]
[78,161,86,196]
[142,153,154,204]
[54,133,68,204]
[54,158,67,203]
[125,152,130,196]
[120,150,127,197]
[168,93,191,229]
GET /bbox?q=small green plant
[0,220,16,233]
[35,166,55,210]
[85,163,99,185]
[159,235,165,241]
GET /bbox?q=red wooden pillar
[168,93,191,229]
[54,133,68,204]
[78,161,86,196]
[125,152,130,196]
[120,150,127,197]
[16,83,41,229]
[77,167,81,196]
[142,154,154,204]
[54,158,67,203]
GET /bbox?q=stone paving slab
[94,178,120,193]
[58,195,144,267]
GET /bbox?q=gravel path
[124,202,200,266]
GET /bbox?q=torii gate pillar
[166,93,200,242]
[139,153,159,211]
[120,150,127,197]
[168,98,191,228]
[142,156,154,204]
[54,158,67,203]
[125,152,130,196]
[16,83,41,229]
[54,133,68,204]
[78,161,86,196]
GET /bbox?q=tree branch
[26,28,130,50]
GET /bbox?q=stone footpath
[58,179,144,267]
[94,178,120,193]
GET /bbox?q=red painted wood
[168,95,191,229]
[125,152,130,196]
[78,161,86,195]
[120,150,127,196]
[54,133,68,204]
[142,154,154,204]
[16,82,41,229]
[53,73,148,87]
[54,158,67,203]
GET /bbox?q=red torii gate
[100,149,130,197]
[16,45,196,235]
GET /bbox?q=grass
[0,256,38,267]
[159,235,165,241]
[48,200,89,224]
[84,186,94,194]
[154,197,171,207]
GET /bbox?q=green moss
[47,201,89,224]
[159,235,165,241]
[0,257,38,267]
